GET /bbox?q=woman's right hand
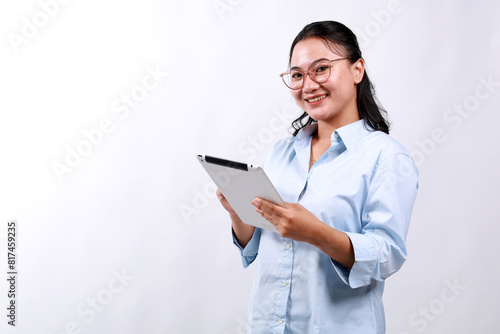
[216,188,254,247]
[216,188,237,216]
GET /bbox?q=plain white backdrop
[1,0,499,333]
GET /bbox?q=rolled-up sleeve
[332,153,419,289]
[232,227,262,268]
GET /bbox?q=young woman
[217,21,418,333]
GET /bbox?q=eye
[315,65,329,73]
[291,71,303,80]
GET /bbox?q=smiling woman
[286,21,390,137]
[216,21,419,333]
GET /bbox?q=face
[289,37,364,127]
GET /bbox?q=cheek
[328,74,353,96]
[342,69,357,88]
[291,90,303,104]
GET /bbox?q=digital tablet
[196,154,285,233]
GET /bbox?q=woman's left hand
[251,197,322,243]
[252,197,355,268]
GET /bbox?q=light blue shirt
[233,120,419,333]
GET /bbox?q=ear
[352,58,365,84]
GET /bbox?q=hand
[251,197,354,267]
[217,188,254,247]
[251,197,322,243]
[216,188,237,216]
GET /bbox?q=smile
[306,94,328,103]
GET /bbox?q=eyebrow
[290,58,330,71]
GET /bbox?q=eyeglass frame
[279,57,352,90]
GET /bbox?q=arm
[340,153,418,287]
[216,188,261,268]
[252,153,419,287]
[251,198,355,268]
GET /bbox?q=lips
[305,94,328,103]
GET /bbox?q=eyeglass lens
[284,61,331,89]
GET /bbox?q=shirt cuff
[331,232,377,289]
[232,227,261,268]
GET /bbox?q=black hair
[288,21,390,136]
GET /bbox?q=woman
[217,21,418,333]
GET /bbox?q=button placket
[273,238,293,330]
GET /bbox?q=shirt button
[278,318,284,324]
[334,132,339,139]
[283,281,288,287]
[285,243,291,250]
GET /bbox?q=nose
[302,73,320,93]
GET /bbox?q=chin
[305,110,336,122]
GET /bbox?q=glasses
[279,57,351,90]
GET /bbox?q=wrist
[229,212,243,225]
[314,224,355,268]
[309,220,331,248]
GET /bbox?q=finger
[258,207,280,227]
[254,198,286,218]
[261,211,280,229]
[257,208,272,221]
[254,206,283,233]
[216,188,226,201]
[251,199,271,217]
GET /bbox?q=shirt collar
[296,119,373,150]
[335,119,373,150]
[296,123,318,141]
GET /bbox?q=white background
[1,1,499,333]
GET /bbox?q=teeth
[307,95,327,102]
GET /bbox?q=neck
[315,114,360,142]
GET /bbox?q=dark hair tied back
[289,21,390,136]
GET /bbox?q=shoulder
[360,131,412,160]
[264,135,296,163]
[272,134,296,151]
[359,131,419,178]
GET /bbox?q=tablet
[196,154,285,233]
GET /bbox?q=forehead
[290,37,344,68]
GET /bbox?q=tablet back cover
[197,155,284,232]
